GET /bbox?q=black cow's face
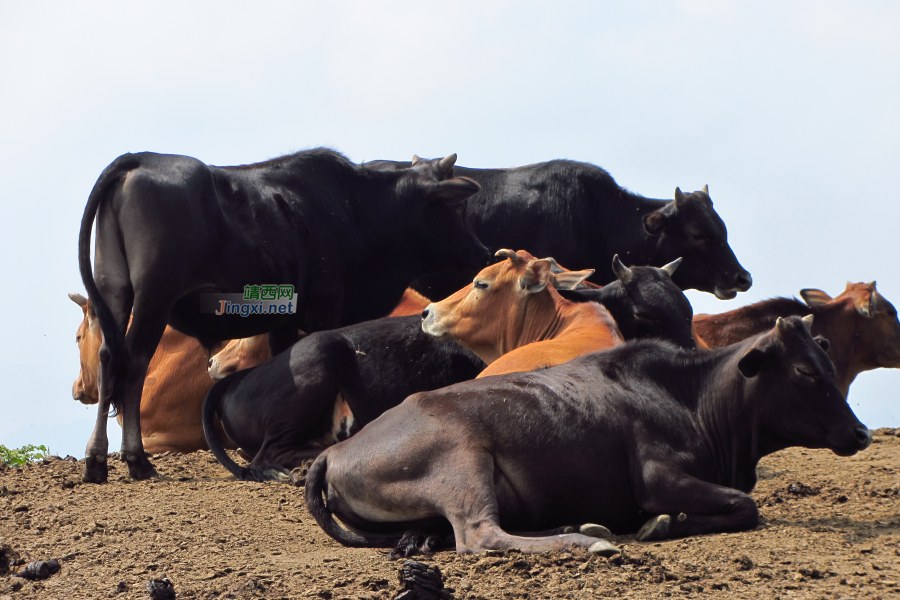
[396,155,490,273]
[642,187,752,299]
[737,316,871,457]
[599,257,696,350]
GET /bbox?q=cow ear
[552,269,595,291]
[799,288,832,308]
[814,336,830,352]
[520,259,553,293]
[738,348,767,378]
[642,209,669,236]
[423,176,480,205]
[855,289,876,318]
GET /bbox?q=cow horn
[411,154,422,166]
[612,254,633,285]
[69,292,88,308]
[702,184,709,195]
[661,257,682,276]
[439,153,458,171]
[495,249,525,265]
[867,280,877,289]
[801,314,814,332]
[775,316,788,334]
[674,187,685,206]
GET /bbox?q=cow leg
[442,454,618,556]
[119,309,169,480]
[635,467,759,541]
[267,326,300,356]
[83,292,131,484]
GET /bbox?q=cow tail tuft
[78,154,141,414]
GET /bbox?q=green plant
[0,444,49,468]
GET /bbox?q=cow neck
[810,303,864,397]
[505,288,571,356]
[697,297,809,346]
[596,192,669,268]
[692,341,764,492]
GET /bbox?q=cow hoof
[124,455,157,480]
[580,523,612,539]
[587,540,620,557]
[82,457,108,484]
[637,514,671,542]
[236,448,253,461]
[264,468,291,482]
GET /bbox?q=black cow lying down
[203,256,698,483]
[306,316,871,556]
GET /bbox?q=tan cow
[693,281,900,395]
[421,249,624,378]
[70,293,233,454]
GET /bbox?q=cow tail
[305,454,401,548]
[202,370,253,480]
[78,154,141,414]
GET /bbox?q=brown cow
[207,288,433,380]
[70,293,232,454]
[421,249,623,377]
[693,282,900,396]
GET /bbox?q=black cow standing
[306,316,870,555]
[78,149,488,482]
[365,158,752,300]
[202,255,698,483]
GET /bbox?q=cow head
[736,315,870,457]
[69,292,101,405]
[642,186,752,299]
[800,282,900,372]
[560,255,696,350]
[208,334,273,381]
[421,249,593,363]
[392,154,490,273]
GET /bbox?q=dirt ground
[1,429,898,600]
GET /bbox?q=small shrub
[0,444,49,468]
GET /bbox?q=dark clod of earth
[146,576,176,600]
[393,561,453,600]
[11,557,61,580]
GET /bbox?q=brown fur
[693,282,900,395]
[422,250,623,378]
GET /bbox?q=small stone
[588,540,620,557]
[580,523,612,539]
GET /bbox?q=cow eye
[633,312,656,324]
[795,366,817,379]
[474,281,489,290]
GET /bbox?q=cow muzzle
[421,303,448,338]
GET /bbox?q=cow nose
[421,308,429,320]
[735,272,753,291]
[855,427,872,450]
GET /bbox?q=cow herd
[72,148,900,558]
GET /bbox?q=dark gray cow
[306,316,870,555]
[79,149,487,482]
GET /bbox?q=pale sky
[1,1,898,458]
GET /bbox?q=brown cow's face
[208,334,272,381]
[70,293,101,405]
[737,316,870,457]
[642,187,752,299]
[421,250,591,363]
[802,282,900,371]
